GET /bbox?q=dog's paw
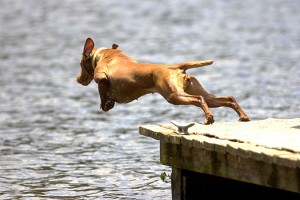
[204,115,214,125]
[101,99,115,112]
[239,116,251,122]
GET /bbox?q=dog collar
[92,47,107,69]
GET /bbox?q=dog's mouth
[77,74,93,86]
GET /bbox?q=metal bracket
[171,120,195,135]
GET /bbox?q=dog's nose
[77,76,85,85]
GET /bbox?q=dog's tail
[177,60,213,71]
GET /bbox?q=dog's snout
[77,72,93,86]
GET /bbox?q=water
[0,0,299,199]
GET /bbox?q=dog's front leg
[95,73,115,112]
[98,81,115,112]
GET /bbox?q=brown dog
[77,38,250,124]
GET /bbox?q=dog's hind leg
[204,96,250,122]
[185,77,250,122]
[164,92,215,124]
[154,72,214,124]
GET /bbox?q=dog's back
[97,49,214,104]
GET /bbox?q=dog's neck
[92,47,107,69]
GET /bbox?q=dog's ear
[112,43,118,49]
[83,38,94,58]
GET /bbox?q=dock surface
[139,118,300,199]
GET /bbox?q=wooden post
[171,167,182,200]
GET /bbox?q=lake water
[0,0,299,199]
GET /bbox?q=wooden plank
[139,125,172,140]
[181,135,198,148]
[187,118,300,153]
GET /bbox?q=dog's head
[77,38,95,86]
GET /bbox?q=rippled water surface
[1,0,300,199]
